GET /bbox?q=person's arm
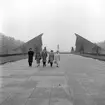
[33,51,34,56]
[41,52,43,58]
[53,54,54,60]
[40,53,41,59]
[59,54,60,61]
[35,53,37,60]
[54,54,55,61]
[48,54,50,60]
[46,52,48,57]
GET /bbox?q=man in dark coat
[41,47,47,67]
[28,48,34,67]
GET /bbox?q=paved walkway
[0,56,73,105]
[1,54,105,105]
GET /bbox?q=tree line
[0,33,24,54]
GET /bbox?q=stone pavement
[0,58,73,105]
[1,54,105,105]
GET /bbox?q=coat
[54,53,60,63]
[28,51,34,62]
[35,52,41,63]
[49,52,54,63]
[41,51,47,62]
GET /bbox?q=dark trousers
[43,62,46,67]
[29,61,32,67]
[50,62,53,67]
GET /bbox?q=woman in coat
[48,50,54,67]
[35,52,41,67]
[54,51,60,67]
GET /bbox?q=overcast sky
[1,0,105,51]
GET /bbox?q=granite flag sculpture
[74,33,105,54]
[75,33,98,53]
[13,33,43,53]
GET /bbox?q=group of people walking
[28,47,60,68]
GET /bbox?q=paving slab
[29,87,51,98]
[19,80,38,89]
[0,96,27,105]
[50,98,73,105]
[25,98,49,105]
[0,88,34,105]
[2,54,105,105]
[1,87,25,94]
[0,92,10,104]
[3,79,26,88]
[51,87,70,99]
[29,76,66,88]
[91,93,105,105]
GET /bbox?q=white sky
[1,0,105,51]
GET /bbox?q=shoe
[57,65,59,67]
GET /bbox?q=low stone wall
[0,54,28,65]
[73,52,105,61]
[81,54,105,61]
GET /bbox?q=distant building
[13,33,43,54]
[75,33,105,54]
